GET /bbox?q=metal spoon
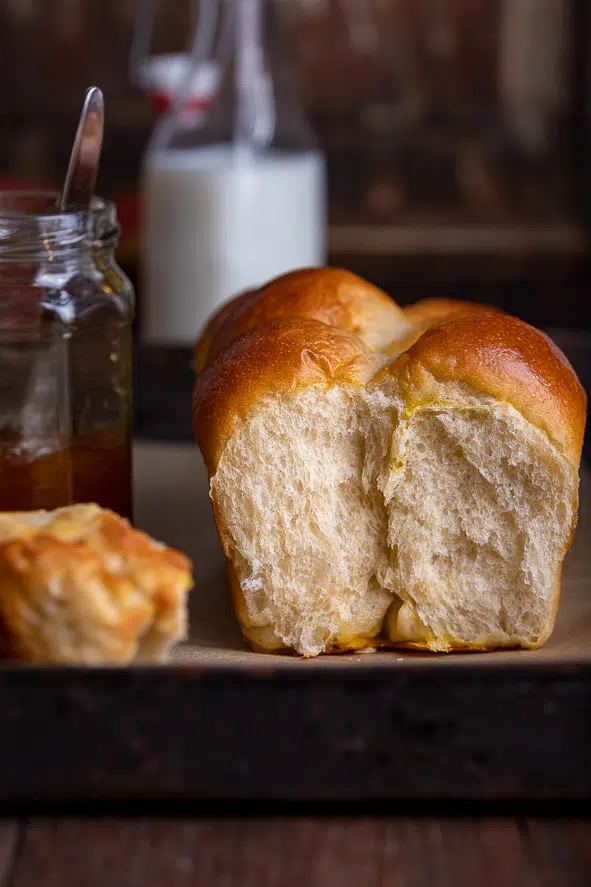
[58,86,104,212]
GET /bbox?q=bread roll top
[385,299,504,355]
[195,267,412,371]
[403,297,504,327]
[386,313,587,467]
[193,316,383,474]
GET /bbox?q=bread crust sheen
[386,298,505,355]
[196,267,412,371]
[403,297,505,327]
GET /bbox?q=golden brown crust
[0,504,193,664]
[386,299,505,356]
[386,313,587,467]
[192,316,382,474]
[403,297,505,327]
[193,289,255,374]
[200,267,411,368]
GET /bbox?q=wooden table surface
[0,815,588,885]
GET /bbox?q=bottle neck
[234,0,277,148]
[154,0,317,155]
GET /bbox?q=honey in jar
[0,193,134,518]
[0,430,132,517]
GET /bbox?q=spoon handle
[58,86,105,212]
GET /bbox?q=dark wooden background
[0,0,589,330]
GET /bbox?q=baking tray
[0,441,589,804]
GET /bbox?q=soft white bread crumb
[211,381,576,655]
[375,386,576,650]
[213,388,391,655]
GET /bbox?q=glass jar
[91,196,136,318]
[0,191,134,518]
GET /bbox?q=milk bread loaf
[193,273,586,657]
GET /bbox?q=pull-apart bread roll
[404,297,505,327]
[0,504,193,664]
[193,311,586,658]
[386,297,506,357]
[193,267,414,372]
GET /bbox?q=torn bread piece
[0,504,193,664]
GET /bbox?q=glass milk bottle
[140,0,327,346]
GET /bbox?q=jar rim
[0,191,119,256]
[89,196,120,247]
[0,190,87,220]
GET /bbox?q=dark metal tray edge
[1,662,589,803]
